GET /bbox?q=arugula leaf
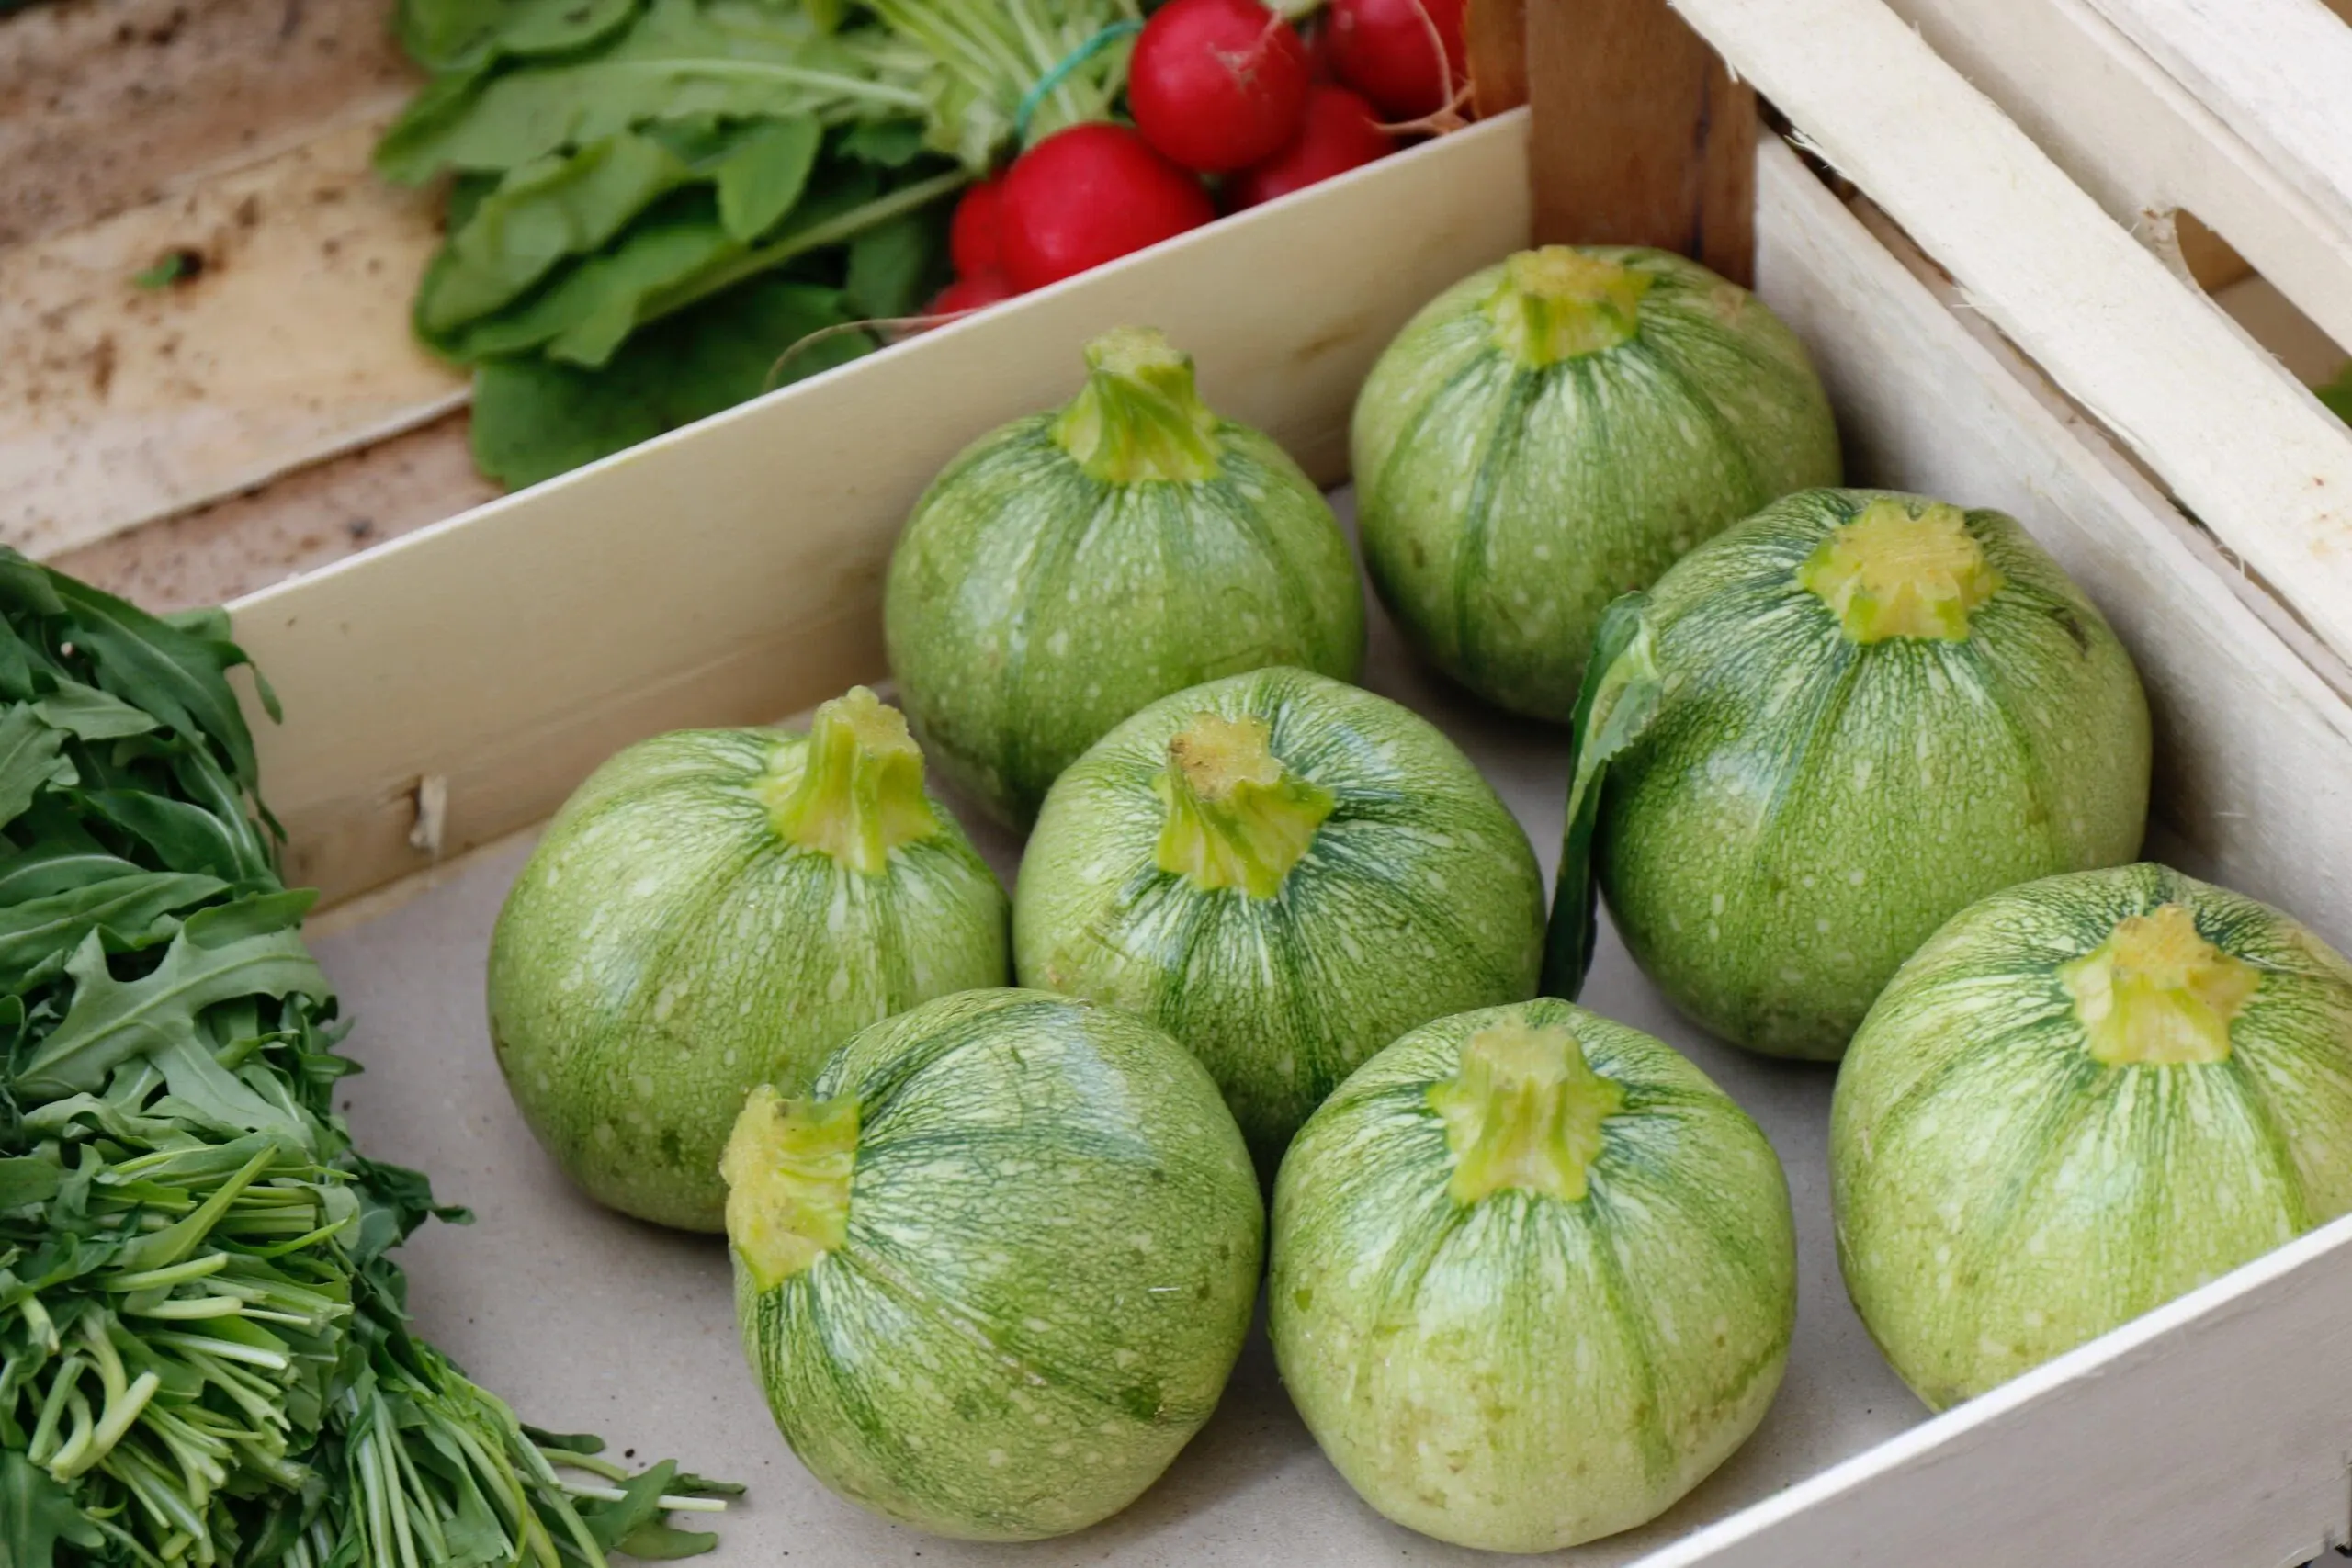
[15,918,331,1100]
[0,850,149,907]
[0,872,226,990]
[46,572,264,789]
[470,276,872,487]
[1539,593,1663,1000]
[0,1450,103,1568]
[35,680,159,741]
[74,789,257,886]
[0,708,74,834]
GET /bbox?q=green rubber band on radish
[1013,20,1146,147]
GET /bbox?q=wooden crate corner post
[1485,0,1758,284]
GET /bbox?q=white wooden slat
[1670,0,2352,705]
[1645,1213,2352,1566]
[2084,0,2352,254]
[1883,0,2352,358]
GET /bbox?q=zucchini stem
[2062,902,2257,1067]
[1052,328,1223,485]
[1430,1021,1625,1205]
[1798,498,2004,644]
[761,687,940,874]
[1153,713,1335,899]
[1486,247,1651,367]
[722,1087,862,1292]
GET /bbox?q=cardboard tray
[245,116,2352,1565]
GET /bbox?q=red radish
[1229,85,1392,209]
[1326,0,1466,120]
[1128,0,1312,174]
[929,271,1019,316]
[998,123,1216,291]
[1299,10,1341,82]
[949,177,1005,277]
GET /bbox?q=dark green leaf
[182,888,317,948]
[0,553,67,619]
[0,1157,61,1211]
[0,1450,103,1567]
[1540,593,1662,1000]
[837,117,928,169]
[615,1519,722,1559]
[382,0,903,180]
[35,679,159,740]
[16,919,332,1100]
[470,277,868,487]
[422,134,700,332]
[842,206,944,320]
[523,1427,607,1455]
[0,707,74,832]
[715,116,822,241]
[49,573,262,785]
[0,849,147,905]
[0,872,226,988]
[395,0,640,76]
[440,212,739,366]
[75,789,253,885]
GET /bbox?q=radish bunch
[932,0,1464,317]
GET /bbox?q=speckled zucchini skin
[1600,489,2151,1059]
[1352,247,1840,722]
[885,418,1363,829]
[1833,864,2352,1410]
[486,728,1007,1232]
[1271,998,1796,1552]
[736,989,1262,1540]
[1013,667,1546,1167]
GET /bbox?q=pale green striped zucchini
[1353,245,1840,721]
[886,327,1363,829]
[1834,863,2352,1409]
[1546,488,2151,1059]
[1014,665,1545,1167]
[487,688,1007,1231]
[723,988,1261,1540]
[1272,998,1797,1551]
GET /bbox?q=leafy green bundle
[0,554,732,1567]
[377,0,1141,489]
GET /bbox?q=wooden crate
[15,0,2352,1562]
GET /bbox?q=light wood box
[220,4,2352,1563]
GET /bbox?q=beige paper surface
[317,525,1926,1564]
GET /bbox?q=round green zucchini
[487,688,1008,1232]
[1013,665,1546,1168]
[1833,863,2352,1410]
[885,326,1365,829]
[723,988,1262,1540]
[1352,244,1841,722]
[1271,998,1796,1551]
[1545,488,2152,1060]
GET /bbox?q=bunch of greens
[377,0,1140,490]
[0,552,733,1567]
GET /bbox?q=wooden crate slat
[2083,0,2352,271]
[1883,0,2352,358]
[0,114,467,558]
[1670,0,2352,672]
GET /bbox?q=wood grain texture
[1882,0,2352,361]
[1676,0,2352,673]
[1526,0,1754,284]
[0,113,467,557]
[1466,0,1528,115]
[2085,0,2352,254]
[50,412,492,611]
[0,0,421,248]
